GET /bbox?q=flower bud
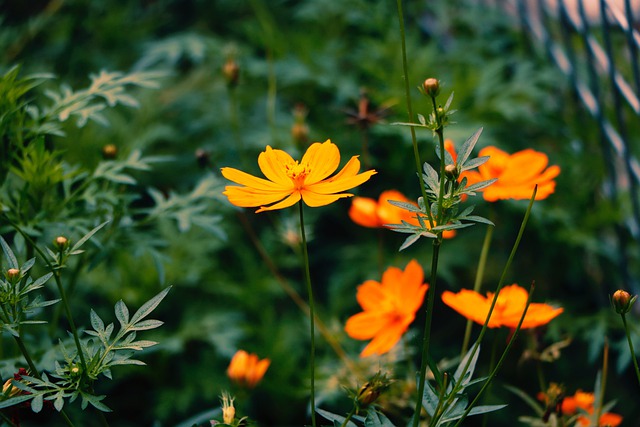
[356,372,392,408]
[6,268,20,282]
[223,58,240,87]
[444,164,458,180]
[291,122,309,144]
[423,78,440,97]
[612,289,637,314]
[102,144,117,159]
[220,392,236,425]
[54,236,69,251]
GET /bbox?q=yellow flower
[345,260,428,357]
[227,350,270,388]
[221,140,376,213]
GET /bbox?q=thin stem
[412,239,441,427]
[6,221,87,372]
[595,341,609,424]
[340,406,357,427]
[461,224,494,357]
[13,336,39,377]
[621,313,640,388]
[431,96,446,227]
[299,203,316,427]
[395,0,434,228]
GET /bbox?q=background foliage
[0,0,638,425]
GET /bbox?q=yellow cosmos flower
[221,140,376,213]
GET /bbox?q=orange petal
[442,289,500,327]
[500,149,550,183]
[360,318,407,357]
[349,197,382,227]
[345,311,388,340]
[301,140,340,184]
[300,189,351,207]
[356,280,387,311]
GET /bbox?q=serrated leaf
[130,286,171,325]
[387,199,422,213]
[0,236,19,269]
[114,300,129,328]
[457,128,483,167]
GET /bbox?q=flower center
[285,161,310,189]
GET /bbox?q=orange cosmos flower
[562,390,622,427]
[441,284,563,329]
[227,350,270,388]
[349,190,456,238]
[221,140,376,213]
[461,146,560,201]
[345,259,428,357]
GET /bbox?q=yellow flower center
[285,161,310,189]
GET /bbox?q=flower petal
[223,186,291,208]
[221,167,288,191]
[258,146,296,186]
[356,280,386,311]
[307,156,376,194]
[255,191,301,213]
[360,319,406,357]
[301,140,340,184]
[300,189,351,207]
[442,289,501,327]
[345,311,388,340]
[349,197,381,227]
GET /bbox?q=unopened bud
[6,268,20,282]
[102,144,117,159]
[291,122,309,144]
[54,236,69,251]
[220,392,236,424]
[223,59,240,87]
[423,78,440,97]
[444,164,458,180]
[356,372,392,408]
[612,289,637,314]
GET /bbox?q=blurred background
[1,0,639,425]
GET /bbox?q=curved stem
[340,406,357,427]
[461,224,494,357]
[621,313,640,388]
[299,203,316,427]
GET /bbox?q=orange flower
[221,140,376,212]
[349,190,455,238]
[562,390,623,427]
[227,350,270,388]
[441,284,563,329]
[345,260,428,357]
[461,146,560,201]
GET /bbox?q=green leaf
[453,345,480,389]
[115,300,130,328]
[70,221,109,253]
[463,216,495,226]
[457,128,483,167]
[460,156,489,172]
[440,404,507,423]
[130,319,164,331]
[90,309,105,334]
[364,409,395,427]
[130,286,171,325]
[316,408,358,427]
[465,179,498,193]
[31,393,44,413]
[0,394,34,409]
[0,236,19,269]
[422,382,439,416]
[504,385,544,417]
[387,200,423,213]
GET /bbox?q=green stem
[6,222,87,372]
[340,406,357,427]
[299,203,316,427]
[412,239,441,427]
[431,96,446,227]
[461,224,494,357]
[595,341,609,424]
[621,313,640,388]
[395,0,434,228]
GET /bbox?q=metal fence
[485,0,640,292]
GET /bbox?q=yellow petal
[221,167,288,191]
[255,191,301,212]
[308,157,376,195]
[258,146,296,187]
[223,186,291,208]
[301,140,340,184]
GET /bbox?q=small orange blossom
[349,190,456,238]
[221,140,376,212]
[441,284,563,329]
[227,350,270,388]
[461,146,560,201]
[345,259,428,357]
[562,390,622,427]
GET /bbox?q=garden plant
[0,0,638,426]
